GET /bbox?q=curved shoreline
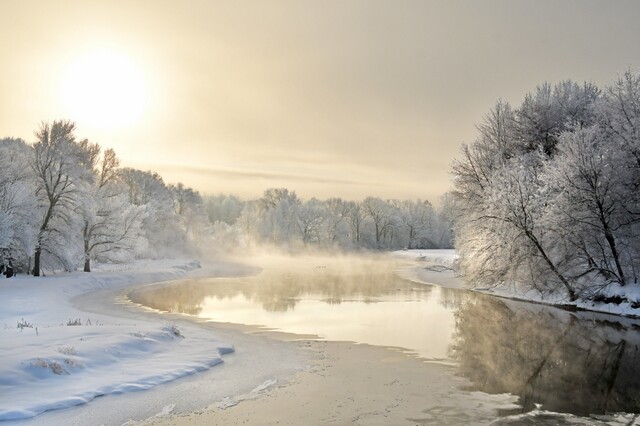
[4,260,310,426]
[127,256,522,425]
[395,256,640,320]
[137,255,639,426]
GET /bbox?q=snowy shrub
[17,318,33,330]
[32,359,67,375]
[57,346,77,355]
[66,318,82,326]
[63,358,83,369]
[162,324,183,338]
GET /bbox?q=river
[129,253,640,421]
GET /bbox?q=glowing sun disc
[60,50,147,129]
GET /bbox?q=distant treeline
[206,189,453,252]
[451,71,640,302]
[0,123,452,275]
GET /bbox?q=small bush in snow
[17,318,33,330]
[66,318,82,326]
[32,359,68,375]
[63,358,83,368]
[57,346,77,355]
[163,324,183,338]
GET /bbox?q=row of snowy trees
[0,120,206,275]
[0,120,451,274]
[451,71,640,301]
[206,189,453,251]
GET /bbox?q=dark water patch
[451,295,640,416]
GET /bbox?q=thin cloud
[156,164,375,187]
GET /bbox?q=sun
[60,50,148,130]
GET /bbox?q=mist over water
[129,252,640,417]
[131,252,461,359]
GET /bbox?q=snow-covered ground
[393,249,640,317]
[0,260,235,421]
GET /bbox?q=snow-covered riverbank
[0,260,231,420]
[394,249,640,318]
[0,259,311,425]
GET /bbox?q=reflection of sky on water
[129,254,640,417]
[131,254,462,360]
[198,287,456,360]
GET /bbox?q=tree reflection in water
[450,295,640,416]
[129,255,412,314]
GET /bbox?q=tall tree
[257,188,300,244]
[362,197,396,248]
[296,198,328,244]
[81,148,146,272]
[0,138,38,271]
[346,201,365,246]
[118,168,186,257]
[31,120,93,275]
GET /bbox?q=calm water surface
[129,254,640,417]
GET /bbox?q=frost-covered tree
[545,125,638,288]
[490,154,576,300]
[515,81,599,155]
[397,200,436,249]
[346,201,366,246]
[296,198,328,244]
[323,197,350,246]
[119,168,187,257]
[452,73,640,302]
[31,120,95,275]
[236,200,261,246]
[0,138,38,271]
[81,148,146,272]
[452,100,518,215]
[169,182,208,245]
[204,194,244,225]
[257,188,300,245]
[362,197,396,248]
[598,71,640,230]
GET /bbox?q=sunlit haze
[2,0,640,201]
[60,50,148,130]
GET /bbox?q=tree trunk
[83,222,91,272]
[526,231,577,301]
[33,246,41,276]
[35,202,55,277]
[597,201,625,285]
[604,228,625,285]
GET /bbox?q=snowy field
[0,260,236,421]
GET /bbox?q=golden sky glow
[2,0,640,201]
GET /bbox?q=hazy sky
[2,1,640,202]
